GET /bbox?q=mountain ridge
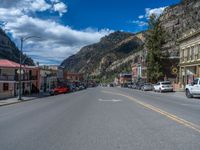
[0,28,34,66]
[61,31,144,76]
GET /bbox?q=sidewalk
[0,93,50,107]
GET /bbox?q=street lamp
[18,36,40,100]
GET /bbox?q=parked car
[141,83,153,91]
[185,78,200,98]
[131,83,137,89]
[121,83,128,88]
[79,85,85,90]
[153,81,173,92]
[136,82,145,90]
[50,86,70,95]
[128,83,133,88]
[67,84,76,92]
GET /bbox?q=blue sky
[64,0,180,32]
[0,0,180,65]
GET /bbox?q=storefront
[178,29,200,88]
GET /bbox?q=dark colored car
[67,84,76,92]
[136,82,145,90]
[50,86,70,95]
[121,83,128,88]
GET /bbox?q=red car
[50,86,70,95]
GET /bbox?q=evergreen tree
[146,14,165,83]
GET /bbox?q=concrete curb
[0,94,50,107]
[0,101,21,107]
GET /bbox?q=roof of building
[0,59,20,68]
[0,59,37,69]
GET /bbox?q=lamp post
[18,36,40,100]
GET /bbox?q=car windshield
[145,83,151,85]
[162,82,171,85]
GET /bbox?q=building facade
[40,68,57,93]
[119,73,132,85]
[63,71,84,82]
[114,77,120,86]
[0,59,39,99]
[39,66,58,93]
[132,53,147,82]
[178,29,200,88]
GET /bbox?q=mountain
[0,28,34,65]
[61,31,145,77]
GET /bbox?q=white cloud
[0,0,68,17]
[145,6,167,18]
[130,20,147,27]
[130,6,167,31]
[50,0,60,3]
[53,2,67,16]
[0,2,112,65]
[30,0,51,12]
[138,15,144,19]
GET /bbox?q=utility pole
[18,38,23,100]
[18,36,41,101]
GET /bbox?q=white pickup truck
[185,78,200,98]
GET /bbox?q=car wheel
[186,89,193,98]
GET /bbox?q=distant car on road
[153,81,173,92]
[136,82,145,90]
[141,83,153,91]
[131,83,137,89]
[67,84,76,92]
[121,83,128,88]
[50,86,70,95]
[185,78,200,98]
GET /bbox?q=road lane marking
[102,90,200,133]
[98,99,121,102]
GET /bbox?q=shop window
[198,44,200,59]
[194,45,198,60]
[184,49,187,61]
[191,46,194,60]
[3,83,9,91]
[187,48,190,61]
[180,50,184,62]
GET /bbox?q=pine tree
[146,14,165,83]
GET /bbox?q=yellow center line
[102,90,200,133]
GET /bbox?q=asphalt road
[0,87,200,150]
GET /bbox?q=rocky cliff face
[61,31,144,76]
[0,28,34,65]
[159,0,200,56]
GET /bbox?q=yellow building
[178,29,200,88]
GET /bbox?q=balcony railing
[0,75,38,81]
[0,75,16,81]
